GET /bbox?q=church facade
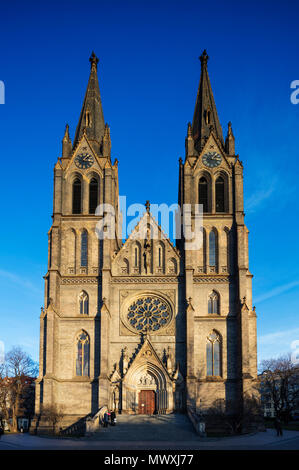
[34,51,258,432]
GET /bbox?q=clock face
[202,151,222,168]
[75,152,94,169]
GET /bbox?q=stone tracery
[127,296,172,332]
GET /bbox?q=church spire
[73,52,105,154]
[62,123,72,159]
[192,50,224,152]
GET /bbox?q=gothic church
[34,51,258,432]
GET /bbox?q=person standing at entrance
[110,410,116,426]
[103,412,109,428]
[274,417,283,436]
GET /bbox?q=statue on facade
[112,385,120,412]
[122,346,129,375]
[139,373,154,385]
[143,229,151,274]
[166,346,173,374]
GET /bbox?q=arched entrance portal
[122,362,173,414]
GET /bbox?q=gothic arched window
[199,177,208,213]
[81,231,88,267]
[134,247,138,267]
[209,230,217,267]
[168,258,177,274]
[206,331,221,376]
[216,176,225,212]
[158,247,162,267]
[134,243,141,269]
[122,258,129,274]
[72,178,82,214]
[89,178,98,214]
[79,291,89,315]
[76,331,90,376]
[158,242,165,269]
[208,291,220,314]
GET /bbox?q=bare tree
[3,347,38,431]
[0,363,10,426]
[259,354,299,423]
[5,347,38,378]
[42,405,65,435]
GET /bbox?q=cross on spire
[89,51,99,70]
[199,49,209,67]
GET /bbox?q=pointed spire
[73,52,105,154]
[62,124,72,159]
[192,50,224,151]
[225,121,235,155]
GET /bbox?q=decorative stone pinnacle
[63,123,70,141]
[199,49,209,67]
[145,200,150,213]
[89,51,99,70]
[104,123,110,137]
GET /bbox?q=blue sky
[0,0,298,365]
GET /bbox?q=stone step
[88,413,199,441]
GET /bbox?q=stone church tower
[33,51,258,433]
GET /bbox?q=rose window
[127,296,171,332]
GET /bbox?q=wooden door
[138,390,156,414]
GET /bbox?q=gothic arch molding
[196,170,212,212]
[214,169,229,212]
[85,169,103,181]
[122,358,173,414]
